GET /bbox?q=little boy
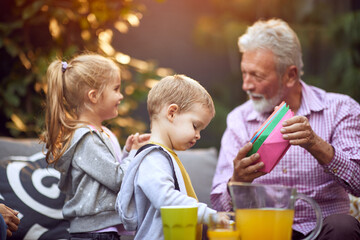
[116,75,217,240]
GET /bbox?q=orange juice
[236,208,294,240]
[207,229,239,240]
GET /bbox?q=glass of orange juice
[207,212,239,240]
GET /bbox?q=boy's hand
[216,212,230,226]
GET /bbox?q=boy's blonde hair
[147,74,215,121]
[42,53,120,164]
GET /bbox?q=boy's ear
[87,89,99,104]
[166,104,179,122]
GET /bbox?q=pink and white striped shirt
[211,81,360,235]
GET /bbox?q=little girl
[42,53,149,240]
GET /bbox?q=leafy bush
[0,0,171,145]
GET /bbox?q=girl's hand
[131,133,151,150]
[138,133,151,143]
[125,133,151,151]
[124,134,134,152]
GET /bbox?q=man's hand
[0,204,20,237]
[280,115,318,149]
[231,142,266,183]
[281,116,334,165]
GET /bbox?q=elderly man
[211,18,360,239]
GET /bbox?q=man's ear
[283,65,298,87]
[87,89,99,104]
[166,104,179,122]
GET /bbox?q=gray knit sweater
[55,127,134,233]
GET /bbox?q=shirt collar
[149,141,178,157]
[245,80,325,122]
[297,80,325,116]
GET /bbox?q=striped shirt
[211,80,360,234]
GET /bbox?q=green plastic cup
[160,205,198,240]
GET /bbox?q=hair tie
[61,61,68,72]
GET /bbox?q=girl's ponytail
[43,60,72,164]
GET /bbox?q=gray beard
[248,90,284,114]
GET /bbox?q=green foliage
[0,0,171,145]
[194,0,360,108]
[327,10,360,99]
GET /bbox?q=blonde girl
[42,53,149,240]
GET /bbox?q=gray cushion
[0,137,43,160]
[178,147,218,208]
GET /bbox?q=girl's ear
[87,89,99,104]
[166,104,179,122]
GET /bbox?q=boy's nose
[195,132,200,140]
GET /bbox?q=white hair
[238,18,304,76]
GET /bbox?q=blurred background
[0,0,359,149]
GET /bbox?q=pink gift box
[257,109,294,173]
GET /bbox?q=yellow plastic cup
[160,205,198,240]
